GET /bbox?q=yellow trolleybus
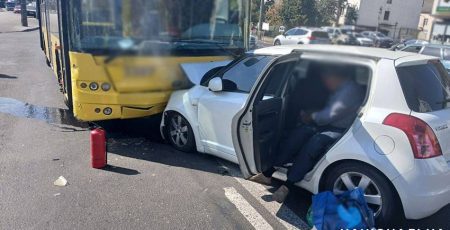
[37,0,250,121]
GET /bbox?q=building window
[387,0,392,4]
[384,11,390,21]
[423,18,429,26]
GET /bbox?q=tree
[316,0,338,26]
[316,0,348,26]
[334,0,348,26]
[265,0,283,27]
[20,0,28,27]
[344,5,358,25]
[280,0,320,28]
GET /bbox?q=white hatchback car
[273,27,331,46]
[161,45,450,225]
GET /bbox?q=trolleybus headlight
[89,82,99,91]
[103,107,112,115]
[80,83,87,89]
[101,83,111,91]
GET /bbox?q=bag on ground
[311,188,375,230]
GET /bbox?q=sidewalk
[0,11,38,33]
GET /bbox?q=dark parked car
[26,3,36,18]
[5,2,15,11]
[361,31,394,48]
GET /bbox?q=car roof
[404,44,450,49]
[251,45,437,61]
[292,27,325,31]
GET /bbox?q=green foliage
[280,0,320,28]
[252,0,352,28]
[345,5,358,25]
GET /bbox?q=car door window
[402,45,422,53]
[295,29,307,36]
[221,56,275,93]
[285,29,297,36]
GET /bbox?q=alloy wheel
[169,114,189,148]
[333,172,383,216]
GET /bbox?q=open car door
[231,54,300,178]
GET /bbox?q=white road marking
[234,177,309,230]
[224,187,274,230]
[218,160,309,230]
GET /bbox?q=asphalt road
[0,12,448,230]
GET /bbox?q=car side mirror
[208,77,223,92]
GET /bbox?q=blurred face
[321,73,347,92]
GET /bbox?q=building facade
[418,0,450,44]
[343,0,423,40]
[418,0,435,40]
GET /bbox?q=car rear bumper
[392,157,450,219]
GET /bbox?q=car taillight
[308,36,316,41]
[383,113,442,159]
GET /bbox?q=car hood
[180,60,232,85]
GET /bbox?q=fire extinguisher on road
[91,128,107,169]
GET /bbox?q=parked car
[5,2,14,11]
[273,27,330,46]
[26,3,36,18]
[323,27,358,45]
[353,33,374,47]
[398,44,450,71]
[390,39,429,51]
[361,31,394,48]
[13,4,20,13]
[161,45,450,226]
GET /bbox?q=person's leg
[272,133,337,203]
[286,133,336,184]
[251,125,316,184]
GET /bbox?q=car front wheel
[166,112,196,153]
[274,40,281,46]
[323,162,402,227]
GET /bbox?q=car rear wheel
[274,40,281,46]
[166,112,196,153]
[323,162,402,227]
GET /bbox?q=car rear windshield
[397,61,450,113]
[312,31,329,38]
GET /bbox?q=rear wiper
[173,39,241,58]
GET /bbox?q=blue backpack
[311,188,375,230]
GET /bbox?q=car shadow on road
[100,116,239,178]
[99,117,317,227]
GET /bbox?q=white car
[354,33,374,47]
[161,45,450,225]
[273,27,330,46]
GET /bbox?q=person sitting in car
[250,65,366,203]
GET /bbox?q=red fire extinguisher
[91,128,107,169]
